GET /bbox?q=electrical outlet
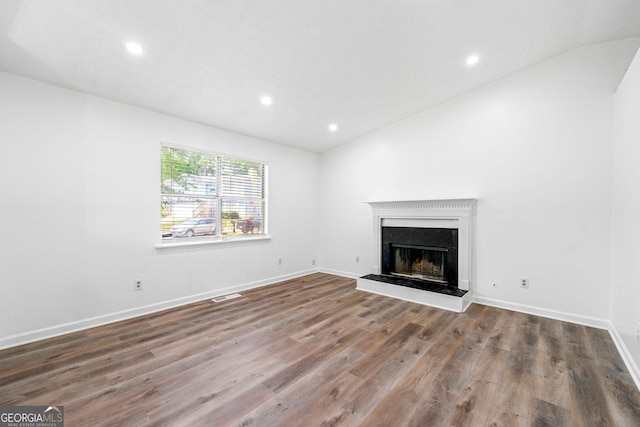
[134,279,143,291]
[356,256,360,263]
[312,259,316,266]
[520,278,529,289]
[636,322,640,341]
[278,258,282,266]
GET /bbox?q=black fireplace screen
[381,226,458,287]
[391,244,447,283]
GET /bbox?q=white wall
[319,38,640,325]
[611,47,640,374]
[0,71,320,347]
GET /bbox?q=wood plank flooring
[1,273,639,426]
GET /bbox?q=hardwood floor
[1,273,639,426]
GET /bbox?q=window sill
[155,235,271,249]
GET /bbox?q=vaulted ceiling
[2,0,640,152]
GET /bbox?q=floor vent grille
[211,293,242,303]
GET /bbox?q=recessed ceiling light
[260,96,272,106]
[125,41,143,55]
[329,123,338,132]
[466,55,479,66]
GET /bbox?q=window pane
[161,146,178,193]
[161,196,217,239]
[161,147,218,198]
[221,158,264,198]
[221,199,263,236]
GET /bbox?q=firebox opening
[391,244,447,283]
[381,226,458,289]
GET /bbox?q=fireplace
[381,226,458,288]
[357,199,475,312]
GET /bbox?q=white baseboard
[608,324,640,392]
[473,295,611,330]
[0,269,319,350]
[318,268,361,279]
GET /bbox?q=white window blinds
[161,145,267,241]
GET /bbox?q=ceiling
[2,1,640,153]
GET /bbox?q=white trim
[156,235,271,249]
[161,141,269,166]
[318,267,361,279]
[382,218,459,228]
[0,269,317,350]
[608,324,640,392]
[367,199,477,210]
[473,295,610,330]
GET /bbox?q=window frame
[156,142,269,249]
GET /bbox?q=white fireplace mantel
[368,198,475,290]
[358,199,476,312]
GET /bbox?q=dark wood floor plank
[357,313,474,426]
[406,326,493,426]
[236,348,364,427]
[530,397,572,427]
[349,322,422,380]
[478,315,542,426]
[534,336,571,409]
[343,336,431,422]
[596,364,640,426]
[443,344,510,426]
[262,325,367,394]
[416,307,458,342]
[567,351,616,426]
[1,273,639,426]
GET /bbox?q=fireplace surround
[356,199,476,312]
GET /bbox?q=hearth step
[357,274,472,313]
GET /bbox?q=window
[160,144,267,243]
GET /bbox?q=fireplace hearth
[360,273,468,297]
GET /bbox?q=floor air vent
[211,293,242,303]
